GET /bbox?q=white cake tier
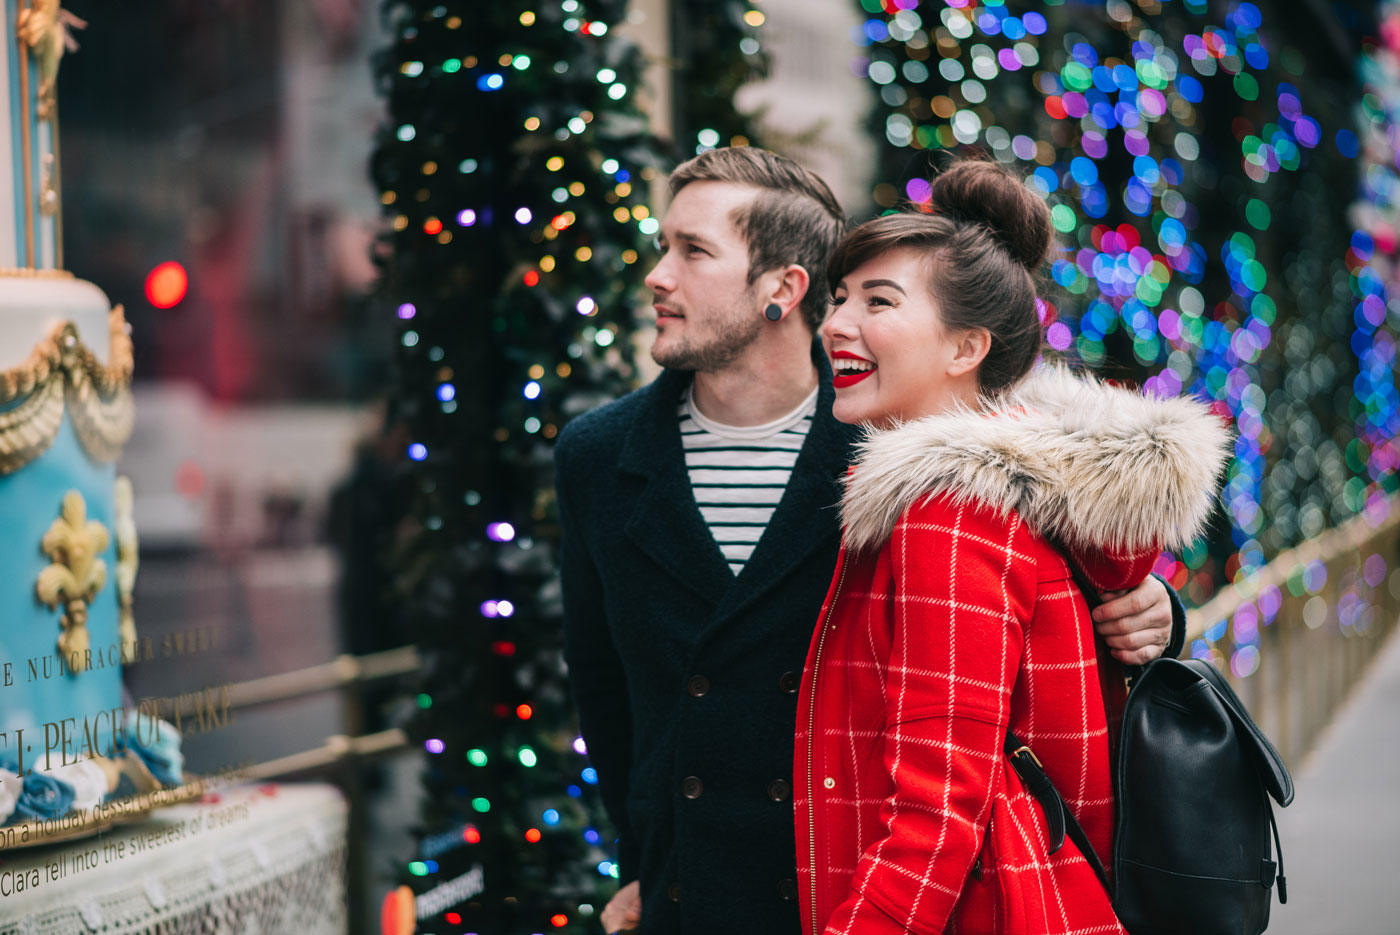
[0,273,112,369]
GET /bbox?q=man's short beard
[650,302,765,373]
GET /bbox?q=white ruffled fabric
[41,759,110,812]
[0,767,19,824]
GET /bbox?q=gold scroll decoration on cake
[0,306,135,475]
[36,490,109,674]
[16,0,86,120]
[114,475,139,660]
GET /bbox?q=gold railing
[1184,496,1400,765]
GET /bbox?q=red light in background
[551,914,569,927]
[516,704,534,720]
[424,218,444,235]
[463,826,481,844]
[524,828,542,843]
[145,262,189,309]
[175,459,205,499]
[523,270,540,287]
[445,913,462,924]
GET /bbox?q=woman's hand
[1091,576,1173,665]
[601,879,641,934]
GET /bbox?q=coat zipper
[806,549,849,935]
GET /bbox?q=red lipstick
[831,350,876,389]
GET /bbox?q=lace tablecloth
[0,783,347,935]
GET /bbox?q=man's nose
[644,255,674,294]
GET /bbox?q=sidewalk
[1266,625,1400,935]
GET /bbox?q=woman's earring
[764,303,783,322]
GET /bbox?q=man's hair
[669,147,847,331]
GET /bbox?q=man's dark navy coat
[554,343,859,935]
[554,344,1186,935]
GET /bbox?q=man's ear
[946,327,992,377]
[763,264,811,321]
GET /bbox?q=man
[554,147,1184,935]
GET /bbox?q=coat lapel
[710,340,858,626]
[618,368,736,605]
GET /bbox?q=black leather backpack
[1007,574,1295,935]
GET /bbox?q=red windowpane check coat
[794,368,1229,935]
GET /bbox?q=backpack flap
[1181,658,1294,807]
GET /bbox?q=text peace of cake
[0,684,233,776]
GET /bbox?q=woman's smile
[831,350,876,388]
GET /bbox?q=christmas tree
[670,0,771,154]
[369,1,664,930]
[854,0,1396,675]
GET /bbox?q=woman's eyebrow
[861,279,906,295]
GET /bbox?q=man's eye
[688,245,707,256]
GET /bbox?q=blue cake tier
[0,413,124,771]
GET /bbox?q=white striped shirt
[679,385,819,575]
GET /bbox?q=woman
[794,160,1229,935]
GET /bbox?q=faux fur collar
[841,367,1232,554]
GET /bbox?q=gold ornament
[39,153,59,216]
[36,490,109,674]
[0,306,135,474]
[114,476,139,661]
[16,0,87,120]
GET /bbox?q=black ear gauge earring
[764,303,783,321]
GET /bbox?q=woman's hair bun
[927,160,1053,271]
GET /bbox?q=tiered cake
[0,1,179,828]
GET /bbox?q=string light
[856,0,1397,679]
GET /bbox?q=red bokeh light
[175,459,205,499]
[145,261,189,309]
[516,704,534,720]
[524,828,542,843]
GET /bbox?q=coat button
[778,671,800,694]
[777,878,798,900]
[686,675,711,697]
[668,883,681,902]
[767,779,791,802]
[823,777,836,790]
[681,776,704,799]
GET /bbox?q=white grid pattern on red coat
[841,658,1015,696]
[903,521,1039,564]
[803,491,1126,935]
[907,505,1017,930]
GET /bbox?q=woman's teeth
[835,359,874,372]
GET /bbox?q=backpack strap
[1004,731,1112,897]
[1053,547,1144,685]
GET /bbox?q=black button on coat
[555,343,858,935]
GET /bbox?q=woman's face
[820,246,982,426]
